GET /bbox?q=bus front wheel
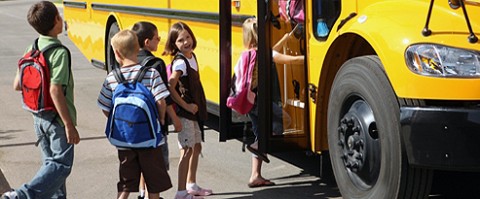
[327,55,432,199]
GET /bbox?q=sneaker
[2,190,18,199]
[187,186,213,196]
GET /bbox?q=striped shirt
[97,64,170,112]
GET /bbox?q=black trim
[257,0,272,153]
[401,106,480,171]
[91,59,106,70]
[91,3,252,26]
[219,0,233,141]
[63,1,87,9]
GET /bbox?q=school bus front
[64,0,480,198]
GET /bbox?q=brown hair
[132,21,157,48]
[27,1,58,36]
[162,22,197,56]
[111,30,140,59]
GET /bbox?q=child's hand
[65,124,80,144]
[188,103,198,114]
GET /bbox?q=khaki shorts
[177,117,202,149]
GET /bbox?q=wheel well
[105,16,117,63]
[314,33,376,151]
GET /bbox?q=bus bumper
[400,107,480,171]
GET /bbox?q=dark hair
[132,21,157,48]
[27,1,58,36]
[162,22,197,56]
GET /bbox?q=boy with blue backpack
[97,29,172,199]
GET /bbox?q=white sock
[140,190,145,197]
[176,190,188,196]
[187,182,198,190]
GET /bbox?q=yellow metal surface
[65,0,480,153]
[64,0,257,105]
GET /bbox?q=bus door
[219,0,310,153]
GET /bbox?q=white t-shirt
[172,54,198,77]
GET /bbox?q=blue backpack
[105,66,163,148]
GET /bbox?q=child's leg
[117,191,130,199]
[250,156,263,181]
[178,147,193,191]
[147,192,160,199]
[187,121,203,184]
[187,143,202,184]
[185,121,212,196]
[139,173,147,198]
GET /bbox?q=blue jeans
[16,112,74,199]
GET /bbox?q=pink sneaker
[187,186,213,196]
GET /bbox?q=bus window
[313,0,341,39]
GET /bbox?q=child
[132,21,182,199]
[3,1,80,199]
[97,30,172,199]
[237,17,304,188]
[162,22,211,199]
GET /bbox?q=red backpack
[18,39,70,113]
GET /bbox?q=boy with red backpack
[4,1,80,199]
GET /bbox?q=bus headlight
[405,44,480,77]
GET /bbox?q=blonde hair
[242,18,258,49]
[111,30,139,59]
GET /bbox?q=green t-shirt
[28,35,76,126]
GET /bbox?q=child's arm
[102,110,109,117]
[166,105,182,132]
[273,52,305,65]
[13,69,20,91]
[51,84,80,144]
[156,99,167,125]
[272,33,305,65]
[168,71,198,114]
[272,33,291,53]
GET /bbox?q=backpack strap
[34,38,72,95]
[140,56,156,67]
[113,66,151,85]
[171,52,197,73]
[113,67,126,84]
[142,56,166,74]
[134,66,151,83]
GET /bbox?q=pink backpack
[227,50,256,115]
[278,0,304,24]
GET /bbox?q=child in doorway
[4,1,80,199]
[238,17,305,188]
[97,30,172,199]
[162,22,212,199]
[132,21,182,199]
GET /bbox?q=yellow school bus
[64,0,480,198]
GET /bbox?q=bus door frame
[219,0,272,154]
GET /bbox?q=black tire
[106,21,119,72]
[327,56,432,199]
